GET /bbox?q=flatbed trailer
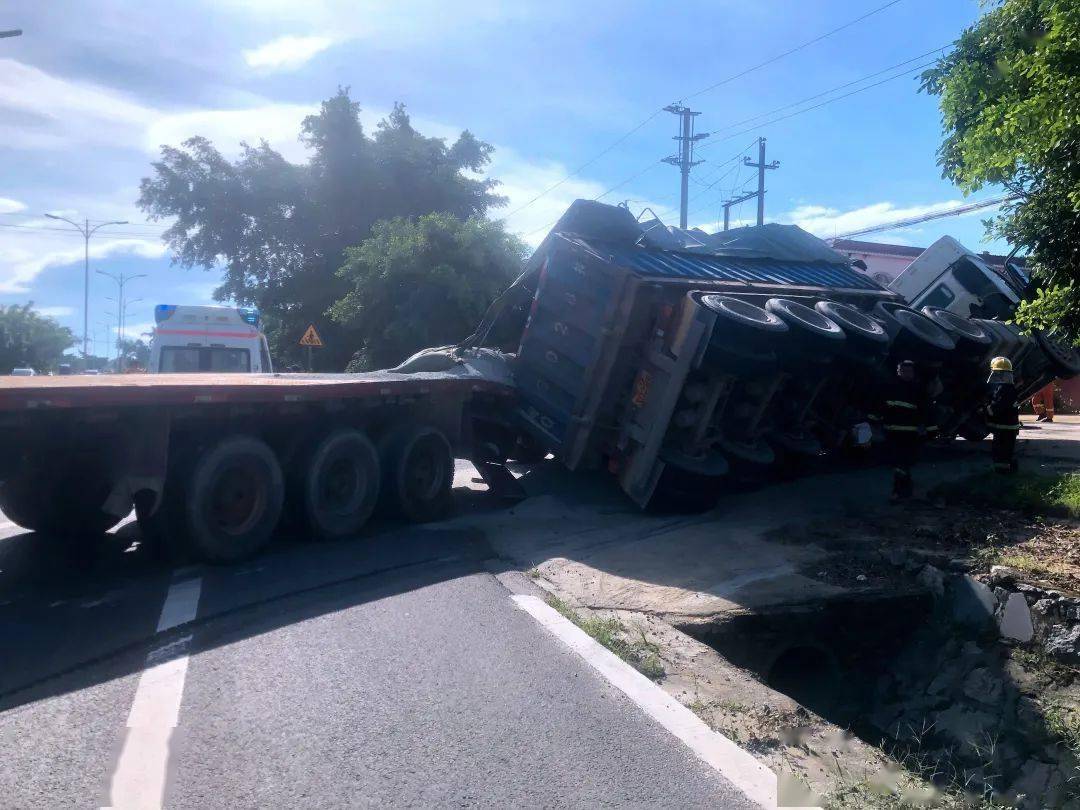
[0,369,514,562]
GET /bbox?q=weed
[526,568,542,579]
[544,596,665,680]
[930,471,1080,519]
[1045,702,1080,756]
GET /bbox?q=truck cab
[888,235,1029,319]
[149,304,273,374]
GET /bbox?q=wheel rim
[209,461,266,536]
[317,454,366,517]
[404,436,449,504]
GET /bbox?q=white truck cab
[888,235,1029,320]
[149,305,272,374]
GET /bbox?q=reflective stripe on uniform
[987,422,1021,431]
[886,400,917,409]
[884,424,919,432]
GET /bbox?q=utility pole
[45,214,128,365]
[721,190,758,231]
[0,29,22,39]
[662,104,708,229]
[743,137,780,226]
[99,271,146,372]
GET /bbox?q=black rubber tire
[814,301,889,345]
[378,425,454,522]
[697,294,788,334]
[718,435,776,466]
[298,429,381,540]
[765,298,845,341]
[0,458,121,536]
[920,307,992,347]
[1035,330,1080,378]
[873,302,956,355]
[184,435,284,564]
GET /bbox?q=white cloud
[779,200,971,239]
[0,231,166,294]
[34,305,74,318]
[244,35,335,71]
[0,198,26,214]
[146,103,318,161]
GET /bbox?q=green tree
[921,0,1080,342]
[138,89,505,369]
[0,303,76,373]
[330,213,526,370]
[115,338,150,371]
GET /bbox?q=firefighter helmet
[990,356,1013,372]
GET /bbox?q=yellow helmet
[990,356,1013,372]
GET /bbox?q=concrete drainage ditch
[682,580,1080,808]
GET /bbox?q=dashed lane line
[511,594,780,809]
[105,575,202,810]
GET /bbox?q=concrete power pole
[743,137,780,226]
[662,105,708,229]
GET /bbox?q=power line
[827,195,1017,240]
[697,45,950,148]
[679,0,907,102]
[505,0,909,222]
[699,58,941,150]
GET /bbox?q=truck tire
[297,429,381,540]
[0,458,121,536]
[920,307,992,352]
[697,294,788,335]
[184,435,284,563]
[765,298,845,343]
[814,301,889,346]
[378,425,453,522]
[1035,330,1080,378]
[873,302,956,357]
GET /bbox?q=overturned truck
[458,200,1080,507]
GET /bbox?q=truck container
[470,201,1078,507]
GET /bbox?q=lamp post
[45,214,128,365]
[98,270,146,371]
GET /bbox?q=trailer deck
[0,371,513,412]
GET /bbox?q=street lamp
[45,214,128,364]
[99,271,145,371]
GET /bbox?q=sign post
[298,324,324,372]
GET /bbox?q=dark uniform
[880,374,931,499]
[986,375,1020,473]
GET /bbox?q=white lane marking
[512,594,779,809]
[156,577,201,633]
[106,576,202,810]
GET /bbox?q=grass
[1045,702,1080,757]
[546,596,665,680]
[930,471,1080,519]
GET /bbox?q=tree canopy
[0,304,76,374]
[921,0,1080,342]
[138,89,509,368]
[330,213,526,371]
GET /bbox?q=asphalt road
[0,474,757,808]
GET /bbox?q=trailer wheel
[1035,330,1080,378]
[184,436,284,563]
[0,459,120,536]
[298,429,381,540]
[379,425,453,522]
[765,298,845,342]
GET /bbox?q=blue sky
[0,0,1001,356]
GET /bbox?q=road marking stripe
[512,594,779,809]
[156,577,201,633]
[106,576,202,810]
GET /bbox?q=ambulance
[149,305,273,374]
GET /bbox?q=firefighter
[986,356,1021,473]
[881,359,929,501]
[1030,381,1055,423]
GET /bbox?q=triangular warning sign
[299,324,324,347]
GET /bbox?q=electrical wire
[505,0,909,221]
[679,0,907,102]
